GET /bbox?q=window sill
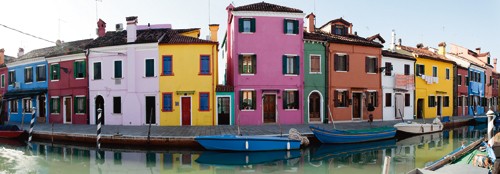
[75,78,85,80]
[285,33,298,35]
[112,78,124,80]
[92,79,102,81]
[198,73,212,76]
[75,113,85,115]
[241,32,255,34]
[51,113,60,115]
[161,74,174,76]
[335,106,348,108]
[284,109,298,111]
[199,109,210,112]
[162,110,173,112]
[240,74,255,76]
[284,74,298,76]
[25,82,33,84]
[36,80,46,83]
[143,76,157,78]
[335,71,348,73]
[51,80,60,82]
[367,72,377,74]
[309,72,321,74]
[241,109,255,111]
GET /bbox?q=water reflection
[0,124,493,174]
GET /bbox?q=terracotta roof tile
[398,45,455,64]
[160,34,216,44]
[313,30,383,48]
[366,34,385,44]
[216,85,234,92]
[303,32,327,41]
[233,2,303,13]
[319,18,352,29]
[382,50,415,61]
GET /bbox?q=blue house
[468,64,486,115]
[5,48,49,123]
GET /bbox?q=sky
[1,0,499,80]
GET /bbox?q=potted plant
[287,102,297,109]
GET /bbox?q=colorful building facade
[215,85,234,125]
[0,49,13,122]
[225,2,305,125]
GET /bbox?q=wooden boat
[309,126,396,144]
[473,115,488,123]
[195,150,301,166]
[393,119,443,135]
[0,125,27,139]
[311,139,396,161]
[194,135,301,151]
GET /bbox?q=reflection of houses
[33,144,90,174]
[160,153,213,174]
[90,150,163,174]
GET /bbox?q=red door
[182,97,191,126]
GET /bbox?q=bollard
[28,107,36,142]
[487,110,495,145]
[96,108,102,149]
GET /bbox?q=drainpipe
[453,64,458,116]
[324,41,330,123]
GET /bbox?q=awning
[3,89,47,101]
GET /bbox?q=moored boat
[0,125,27,140]
[473,115,488,123]
[309,126,396,144]
[394,118,443,135]
[195,135,301,151]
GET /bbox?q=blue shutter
[201,56,209,74]
[200,93,209,111]
[163,56,172,75]
[163,94,172,111]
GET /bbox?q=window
[50,97,60,114]
[283,90,299,109]
[145,59,155,77]
[443,96,449,107]
[366,57,377,73]
[310,55,320,73]
[404,64,410,75]
[405,93,410,107]
[199,56,210,75]
[50,64,60,80]
[385,93,392,107]
[25,67,33,83]
[238,18,255,33]
[199,93,209,111]
[385,62,392,76]
[74,61,86,79]
[334,54,349,72]
[458,75,462,86]
[445,68,450,80]
[114,152,122,165]
[93,62,102,80]
[416,64,425,76]
[239,55,256,74]
[114,60,123,78]
[367,92,378,107]
[74,96,86,114]
[1,74,4,88]
[8,71,15,85]
[162,56,173,75]
[466,76,469,86]
[432,67,437,77]
[283,55,299,75]
[428,96,436,107]
[334,90,348,107]
[240,90,256,110]
[113,97,121,114]
[162,93,172,111]
[23,98,32,113]
[36,65,46,81]
[284,19,299,34]
[10,100,18,113]
[333,25,347,35]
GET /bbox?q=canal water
[0,124,492,174]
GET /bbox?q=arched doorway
[309,91,323,123]
[95,95,104,125]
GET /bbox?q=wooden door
[352,93,362,119]
[263,95,276,123]
[64,97,72,123]
[417,99,424,119]
[437,96,442,116]
[309,92,321,122]
[181,97,191,126]
[38,95,46,122]
[146,96,155,124]
[395,94,404,118]
[217,97,230,125]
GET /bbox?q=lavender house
[225,2,305,125]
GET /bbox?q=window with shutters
[162,93,173,112]
[284,19,299,34]
[310,55,321,74]
[93,62,102,80]
[199,92,209,111]
[10,100,18,113]
[50,97,60,114]
[50,64,60,81]
[113,97,121,114]
[74,61,86,79]
[432,66,437,77]
[443,96,449,107]
[1,74,4,88]
[23,98,32,113]
[384,62,391,76]
[334,90,348,107]
[114,60,123,79]
[283,55,299,75]
[367,92,377,107]
[335,54,348,72]
[333,25,347,35]
[25,67,33,83]
[74,96,86,114]
[404,64,410,75]
[416,64,425,76]
[366,57,377,74]
[239,54,256,75]
[36,65,46,81]
[240,90,256,110]
[284,90,299,110]
[239,18,255,33]
[405,93,411,107]
[428,96,436,107]
[385,93,391,107]
[8,71,15,85]
[199,56,210,75]
[458,75,462,86]
[145,59,155,77]
[445,68,450,80]
[162,56,173,76]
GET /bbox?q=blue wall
[468,68,485,115]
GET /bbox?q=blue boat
[311,139,397,161]
[473,115,488,123]
[309,126,396,144]
[195,135,301,151]
[195,150,301,166]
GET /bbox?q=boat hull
[0,130,27,139]
[309,126,396,144]
[473,116,488,123]
[394,123,443,135]
[195,135,301,151]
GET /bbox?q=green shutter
[57,98,60,113]
[74,96,77,114]
[82,61,86,77]
[50,65,53,80]
[283,92,287,109]
[238,55,243,74]
[251,91,256,108]
[294,56,300,75]
[293,20,299,34]
[57,64,60,79]
[282,55,287,74]
[238,18,244,32]
[283,19,287,33]
[83,96,87,113]
[252,55,257,74]
[239,91,243,110]
[74,62,77,78]
[250,18,256,32]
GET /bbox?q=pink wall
[228,14,304,125]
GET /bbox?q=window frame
[284,19,299,35]
[74,95,86,114]
[366,56,378,74]
[334,90,349,108]
[385,93,392,107]
[199,92,210,111]
[50,63,60,81]
[458,74,462,86]
[113,60,123,79]
[405,93,411,107]
[432,66,438,78]
[24,67,33,83]
[36,64,47,82]
[239,54,256,75]
[283,55,299,76]
[445,68,450,80]
[161,55,173,76]
[10,100,18,113]
[404,64,410,75]
[74,60,86,80]
[416,64,425,76]
[309,54,321,74]
[22,98,33,113]
[367,91,378,107]
[50,96,60,114]
[162,92,173,112]
[443,96,450,107]
[113,96,122,114]
[199,55,211,75]
[1,74,4,88]
[144,58,155,78]
[240,90,256,111]
[335,53,349,72]
[239,18,255,33]
[428,96,436,107]
[283,89,299,110]
[92,61,102,80]
[8,70,15,85]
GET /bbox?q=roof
[366,34,386,44]
[398,45,455,64]
[319,18,352,29]
[159,30,217,44]
[216,85,234,92]
[8,39,93,63]
[232,2,303,13]
[303,32,327,41]
[382,50,415,61]
[316,30,383,48]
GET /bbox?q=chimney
[97,19,106,37]
[398,38,402,46]
[17,48,24,58]
[390,30,396,51]
[209,24,219,42]
[476,47,481,54]
[438,42,446,56]
[416,43,424,49]
[126,16,138,43]
[306,13,315,33]
[494,58,497,71]
[0,48,4,65]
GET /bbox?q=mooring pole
[96,108,102,149]
[28,107,36,142]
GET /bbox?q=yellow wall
[414,132,454,168]
[158,43,218,126]
[160,154,215,174]
[415,57,454,118]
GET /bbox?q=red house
[0,49,14,121]
[46,39,93,124]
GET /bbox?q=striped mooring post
[28,107,36,142]
[96,108,102,149]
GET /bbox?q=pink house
[225,2,305,125]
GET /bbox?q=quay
[11,116,474,149]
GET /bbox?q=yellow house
[397,44,455,119]
[158,25,219,126]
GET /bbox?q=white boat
[393,118,443,134]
